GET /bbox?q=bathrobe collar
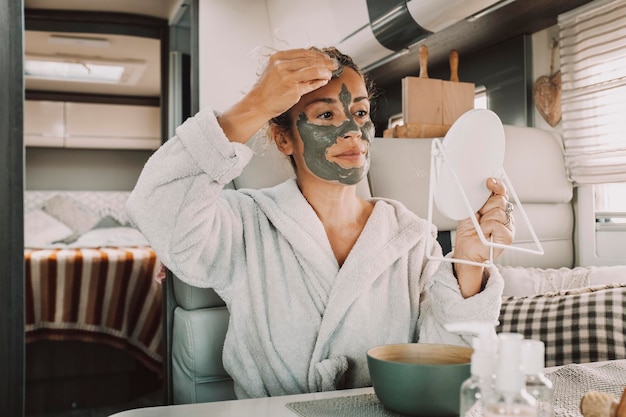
[242,177,434,341]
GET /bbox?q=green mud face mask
[296,84,374,185]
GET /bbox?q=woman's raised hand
[453,177,516,297]
[251,49,338,119]
[218,49,337,143]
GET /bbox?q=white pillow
[497,264,626,297]
[68,227,149,248]
[42,194,99,236]
[586,265,626,286]
[24,209,74,247]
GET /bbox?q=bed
[24,190,163,374]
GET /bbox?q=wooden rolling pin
[450,50,459,82]
[580,389,626,417]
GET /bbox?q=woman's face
[287,67,374,185]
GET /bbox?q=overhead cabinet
[24,100,65,147]
[24,100,161,150]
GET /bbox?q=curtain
[558,0,626,185]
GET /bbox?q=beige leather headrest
[368,125,573,231]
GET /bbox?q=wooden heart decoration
[534,70,562,127]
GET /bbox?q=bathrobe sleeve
[417,251,505,346]
[126,107,254,290]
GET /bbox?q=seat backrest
[165,125,574,404]
[368,125,574,268]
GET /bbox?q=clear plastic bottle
[444,321,499,417]
[521,339,554,417]
[459,339,498,417]
[484,333,538,417]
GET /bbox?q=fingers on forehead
[272,49,333,63]
[275,58,335,76]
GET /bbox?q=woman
[127,47,514,398]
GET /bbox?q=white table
[110,360,623,417]
[110,387,374,417]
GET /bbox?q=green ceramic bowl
[367,343,473,417]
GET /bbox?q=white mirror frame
[426,113,544,267]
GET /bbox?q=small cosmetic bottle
[483,333,537,417]
[521,339,554,417]
[444,321,499,417]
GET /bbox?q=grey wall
[0,0,24,414]
[429,35,534,127]
[25,148,152,191]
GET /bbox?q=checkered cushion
[497,283,626,367]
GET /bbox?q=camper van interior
[1,0,626,416]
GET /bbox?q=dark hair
[268,46,376,135]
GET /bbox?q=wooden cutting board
[402,46,443,125]
[402,77,443,125]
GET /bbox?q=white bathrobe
[126,107,504,399]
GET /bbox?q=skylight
[24,55,146,85]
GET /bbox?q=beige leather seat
[163,125,574,404]
[368,125,574,269]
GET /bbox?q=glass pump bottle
[444,321,499,417]
[484,333,537,417]
[521,339,554,417]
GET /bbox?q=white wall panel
[198,0,274,112]
[596,229,626,259]
[265,0,368,49]
[576,185,626,266]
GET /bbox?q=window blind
[558,0,626,185]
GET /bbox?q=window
[559,0,626,263]
[595,182,626,224]
[558,0,626,185]
[474,85,488,109]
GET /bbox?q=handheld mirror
[433,109,505,221]
[427,108,544,267]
